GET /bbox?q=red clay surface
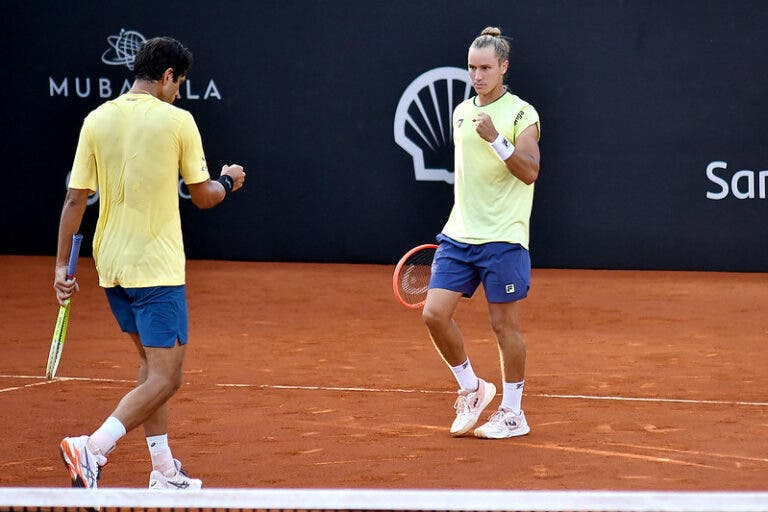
[1,256,766,490]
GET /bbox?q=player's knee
[163,369,183,396]
[489,317,521,339]
[151,371,182,398]
[422,305,449,331]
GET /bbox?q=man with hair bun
[423,26,541,439]
[54,36,246,488]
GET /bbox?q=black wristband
[217,175,234,195]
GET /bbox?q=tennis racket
[46,233,84,380]
[392,244,438,309]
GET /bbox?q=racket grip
[66,233,84,279]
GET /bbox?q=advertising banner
[2,1,765,270]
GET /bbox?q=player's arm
[178,112,246,209]
[502,124,540,185]
[54,188,89,305]
[473,113,540,185]
[186,164,246,209]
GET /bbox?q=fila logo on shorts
[505,284,515,294]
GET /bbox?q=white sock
[501,380,524,413]
[147,434,176,475]
[89,416,126,458]
[450,358,479,392]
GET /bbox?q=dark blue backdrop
[1,1,766,271]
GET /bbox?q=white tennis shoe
[59,435,106,489]
[450,378,496,436]
[474,408,530,439]
[149,459,202,490]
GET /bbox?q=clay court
[1,256,766,490]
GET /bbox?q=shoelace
[166,463,195,481]
[165,466,194,489]
[453,392,475,413]
[486,409,510,425]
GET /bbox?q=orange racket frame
[392,243,438,309]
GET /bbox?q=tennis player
[54,36,245,489]
[423,27,540,439]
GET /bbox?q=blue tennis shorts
[429,234,531,303]
[104,285,189,348]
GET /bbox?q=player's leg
[474,299,530,438]
[59,286,137,488]
[423,237,496,436]
[106,342,186,431]
[423,237,481,370]
[473,243,531,439]
[121,285,202,489]
[138,345,201,490]
[137,343,201,490]
[127,332,175,479]
[128,333,167,435]
[488,300,526,384]
[99,285,188,433]
[422,287,465,367]
[95,286,199,487]
[70,338,184,479]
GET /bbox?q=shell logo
[393,67,472,184]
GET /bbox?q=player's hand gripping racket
[392,244,438,309]
[46,233,84,379]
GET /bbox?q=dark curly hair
[133,37,193,82]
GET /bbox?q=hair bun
[480,26,502,37]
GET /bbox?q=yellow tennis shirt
[442,90,540,248]
[68,93,210,288]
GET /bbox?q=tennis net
[1,488,768,512]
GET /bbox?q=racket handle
[66,233,84,280]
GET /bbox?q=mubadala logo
[394,67,472,184]
[101,28,146,70]
[49,29,222,100]
[706,161,768,200]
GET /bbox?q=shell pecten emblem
[393,67,472,184]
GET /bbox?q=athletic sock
[501,380,525,413]
[147,434,176,476]
[450,358,479,392]
[89,416,126,459]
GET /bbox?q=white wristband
[489,133,515,161]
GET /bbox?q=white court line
[0,380,57,394]
[217,382,768,407]
[607,441,768,464]
[534,392,768,407]
[2,374,767,407]
[220,383,452,394]
[0,374,134,383]
[0,374,133,394]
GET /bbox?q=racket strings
[397,248,436,305]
